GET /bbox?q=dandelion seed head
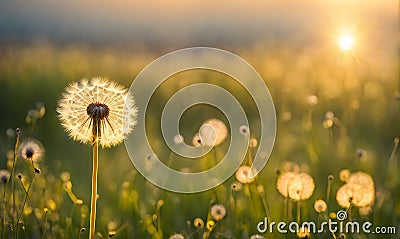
[306,95,318,106]
[297,226,310,238]
[257,185,265,195]
[173,134,184,145]
[57,77,137,148]
[210,204,226,221]
[235,165,256,184]
[18,138,45,162]
[249,138,258,148]
[239,125,250,136]
[169,233,184,239]
[206,220,215,231]
[60,172,71,182]
[107,221,118,231]
[336,183,363,208]
[287,173,315,201]
[193,218,204,229]
[281,161,300,173]
[0,170,10,184]
[355,149,366,158]
[276,171,296,198]
[192,133,202,147]
[6,128,14,138]
[36,102,46,118]
[249,235,265,239]
[359,206,372,216]
[313,199,327,213]
[231,181,243,191]
[200,118,228,147]
[339,169,351,182]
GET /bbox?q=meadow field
[0,37,398,239]
[0,1,398,239]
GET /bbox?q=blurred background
[0,0,398,238]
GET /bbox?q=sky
[0,0,395,48]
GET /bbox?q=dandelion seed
[249,235,265,239]
[297,226,310,238]
[210,204,226,221]
[235,166,256,184]
[18,138,45,162]
[200,118,228,146]
[169,233,185,239]
[287,173,315,201]
[0,170,10,184]
[57,77,137,148]
[193,218,204,229]
[313,199,327,213]
[239,125,250,136]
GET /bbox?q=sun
[338,34,354,51]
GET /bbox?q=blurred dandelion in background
[199,118,228,147]
[336,171,374,208]
[0,170,10,184]
[249,234,265,239]
[210,204,226,221]
[18,138,45,162]
[169,233,184,239]
[193,218,204,229]
[297,225,310,238]
[235,166,256,184]
[313,199,327,213]
[276,171,296,198]
[287,173,315,201]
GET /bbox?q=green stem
[16,173,36,225]
[11,129,20,239]
[3,185,7,239]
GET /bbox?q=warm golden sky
[0,0,395,47]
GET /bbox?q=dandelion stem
[16,172,36,225]
[89,137,99,239]
[41,212,47,239]
[3,185,7,239]
[11,129,21,239]
[296,201,301,224]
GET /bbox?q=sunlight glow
[338,34,354,51]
